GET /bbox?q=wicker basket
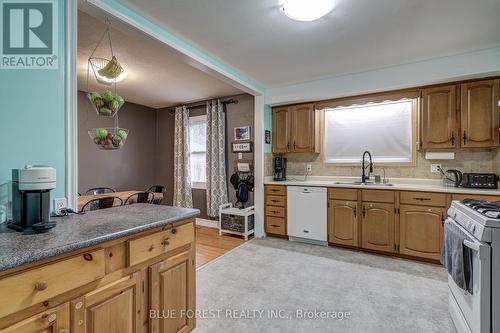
[220,213,254,233]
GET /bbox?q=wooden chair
[80,197,123,212]
[124,192,154,205]
[147,185,166,205]
[85,187,116,195]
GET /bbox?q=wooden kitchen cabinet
[272,103,319,153]
[149,250,195,333]
[399,205,445,261]
[361,202,395,253]
[0,303,70,333]
[265,185,287,237]
[290,103,317,153]
[421,85,458,149]
[272,107,291,153]
[328,200,358,247]
[460,79,500,148]
[70,273,142,333]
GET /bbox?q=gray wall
[155,93,255,219]
[78,91,157,194]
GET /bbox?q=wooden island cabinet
[0,219,196,333]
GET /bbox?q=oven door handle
[463,239,489,261]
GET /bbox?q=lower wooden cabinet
[149,250,195,333]
[399,205,445,260]
[361,202,395,253]
[0,303,70,333]
[71,273,142,333]
[328,200,358,247]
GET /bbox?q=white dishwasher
[287,186,328,245]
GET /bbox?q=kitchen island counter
[0,204,199,272]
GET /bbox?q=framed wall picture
[234,126,251,141]
[265,130,271,144]
[232,142,253,153]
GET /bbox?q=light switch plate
[54,197,67,214]
[430,164,442,173]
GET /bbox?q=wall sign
[232,142,252,153]
[0,0,58,69]
[265,130,271,144]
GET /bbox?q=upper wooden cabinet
[421,85,458,149]
[272,103,319,153]
[460,79,500,148]
[272,106,290,153]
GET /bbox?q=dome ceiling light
[281,0,335,22]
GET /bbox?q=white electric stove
[446,199,500,333]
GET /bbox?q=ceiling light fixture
[281,0,335,22]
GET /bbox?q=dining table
[78,190,164,211]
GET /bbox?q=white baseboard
[196,218,218,229]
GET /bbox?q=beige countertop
[264,176,500,196]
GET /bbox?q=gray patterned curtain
[173,106,193,208]
[206,100,228,217]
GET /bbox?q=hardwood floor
[195,225,247,268]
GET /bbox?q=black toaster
[462,173,498,189]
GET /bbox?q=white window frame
[189,115,207,189]
[321,98,418,166]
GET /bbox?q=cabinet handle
[271,210,280,214]
[362,206,366,218]
[451,131,455,145]
[353,206,357,218]
[463,130,467,145]
[271,189,279,192]
[83,253,93,261]
[271,199,280,203]
[161,238,170,246]
[413,197,431,201]
[293,141,296,150]
[35,282,48,291]
[287,142,290,151]
[271,224,280,228]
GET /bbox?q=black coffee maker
[8,166,57,233]
[273,156,287,181]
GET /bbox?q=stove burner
[461,198,500,219]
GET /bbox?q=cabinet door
[0,303,69,333]
[149,250,195,333]
[361,202,395,253]
[328,200,358,246]
[272,107,290,153]
[70,273,142,333]
[399,205,445,260]
[460,79,500,148]
[421,85,458,149]
[290,104,316,152]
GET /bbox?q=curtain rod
[167,98,238,113]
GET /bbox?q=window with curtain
[189,115,207,188]
[324,99,415,164]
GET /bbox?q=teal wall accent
[103,0,266,94]
[264,104,272,153]
[0,0,66,200]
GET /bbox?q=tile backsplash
[266,150,500,179]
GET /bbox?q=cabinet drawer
[265,185,286,196]
[127,221,194,267]
[0,249,105,319]
[452,193,500,202]
[266,195,286,207]
[265,206,286,217]
[362,190,395,203]
[400,191,446,207]
[266,216,286,235]
[328,188,358,201]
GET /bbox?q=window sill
[192,183,206,190]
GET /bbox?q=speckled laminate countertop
[0,204,199,272]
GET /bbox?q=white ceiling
[116,0,500,88]
[77,11,242,109]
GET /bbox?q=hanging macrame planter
[86,18,129,150]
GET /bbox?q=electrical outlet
[238,152,243,159]
[54,197,67,214]
[430,164,442,173]
[306,164,312,172]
